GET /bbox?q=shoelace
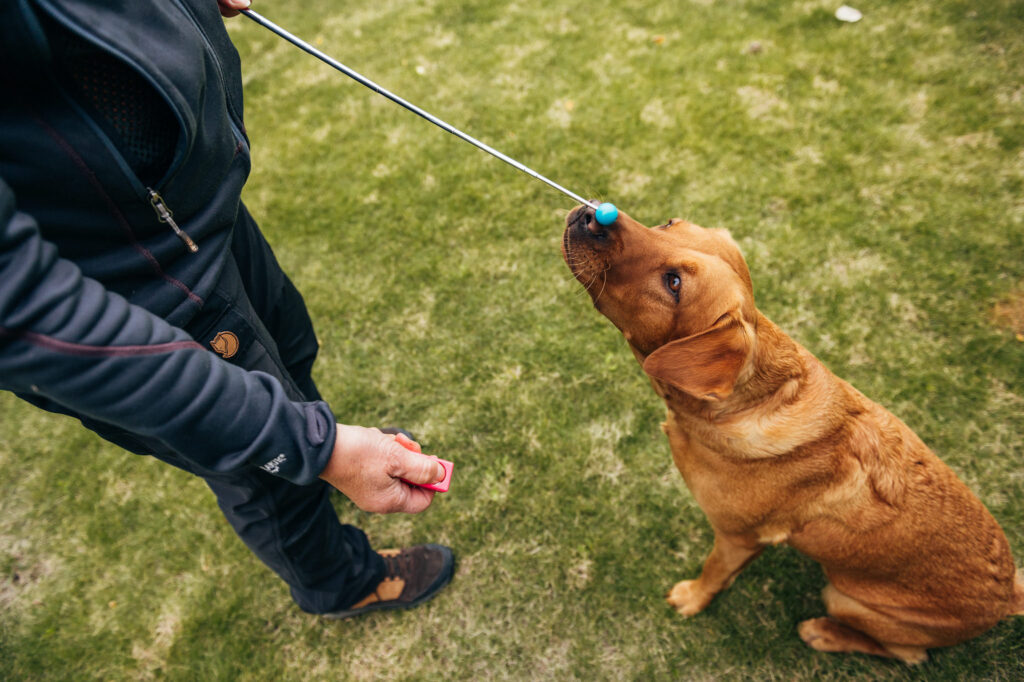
[382,550,415,581]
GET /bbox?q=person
[0,0,453,618]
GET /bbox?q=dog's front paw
[666,580,713,617]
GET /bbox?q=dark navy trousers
[140,204,385,614]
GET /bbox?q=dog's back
[778,346,1019,645]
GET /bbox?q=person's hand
[218,0,251,18]
[319,425,445,513]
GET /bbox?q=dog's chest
[661,407,854,540]
[662,413,796,536]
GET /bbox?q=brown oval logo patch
[210,331,240,359]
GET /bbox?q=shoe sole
[324,544,454,620]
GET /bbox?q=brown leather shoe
[325,544,454,620]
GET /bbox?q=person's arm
[0,178,442,512]
[0,178,332,483]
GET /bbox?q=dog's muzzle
[563,201,612,284]
[567,201,610,238]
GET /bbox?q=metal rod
[240,8,599,210]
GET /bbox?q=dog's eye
[665,272,682,295]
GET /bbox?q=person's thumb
[390,443,444,486]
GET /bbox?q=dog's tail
[1013,571,1024,616]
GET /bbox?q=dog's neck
[736,314,808,409]
[632,313,800,411]
[635,313,846,458]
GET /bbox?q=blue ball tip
[594,202,618,226]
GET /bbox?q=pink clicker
[395,433,453,493]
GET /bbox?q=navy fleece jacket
[0,0,336,484]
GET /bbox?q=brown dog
[562,205,1024,663]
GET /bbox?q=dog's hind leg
[667,531,763,617]
[798,583,929,664]
[797,618,928,663]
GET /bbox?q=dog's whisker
[591,269,609,304]
[580,262,610,301]
[560,227,612,300]
[557,268,586,291]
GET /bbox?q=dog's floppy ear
[642,315,750,401]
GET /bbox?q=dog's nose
[570,201,607,236]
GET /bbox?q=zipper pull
[148,189,198,253]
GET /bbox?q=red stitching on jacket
[0,326,202,357]
[31,114,204,307]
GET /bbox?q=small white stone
[835,5,863,22]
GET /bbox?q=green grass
[3,0,1023,679]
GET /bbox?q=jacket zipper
[35,1,246,255]
[148,189,198,253]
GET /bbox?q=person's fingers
[397,485,436,514]
[394,432,421,453]
[388,441,445,485]
[217,0,250,18]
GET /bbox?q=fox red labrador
[562,204,1023,663]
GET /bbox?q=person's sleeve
[0,178,335,484]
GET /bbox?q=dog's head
[562,204,757,402]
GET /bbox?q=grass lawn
[2,0,1023,679]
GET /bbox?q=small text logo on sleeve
[260,454,287,474]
